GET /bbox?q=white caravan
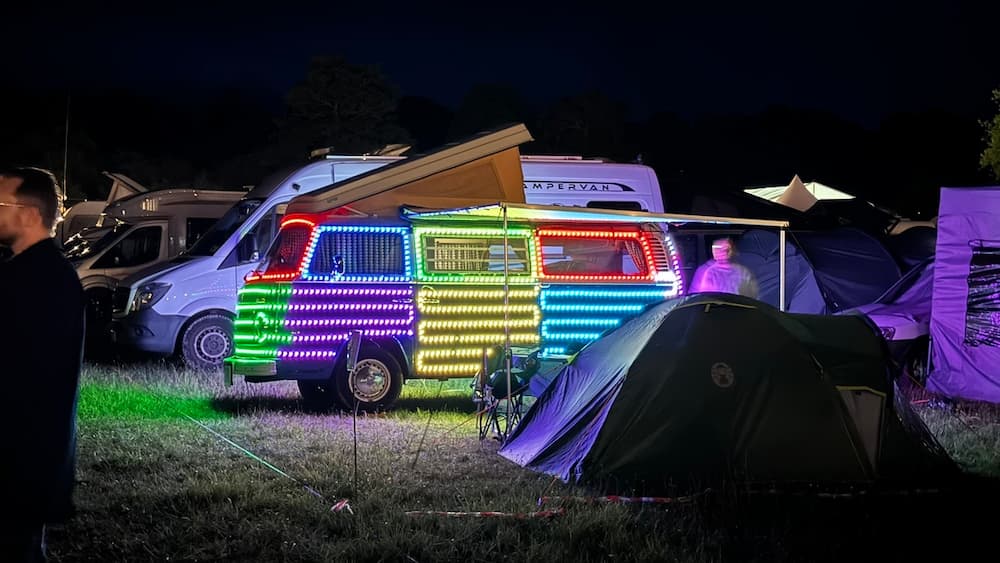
[111,151,666,370]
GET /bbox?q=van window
[585,201,644,211]
[539,236,649,276]
[93,225,162,269]
[186,218,218,249]
[260,223,314,277]
[308,231,406,276]
[187,198,263,257]
[422,236,529,274]
[221,205,281,268]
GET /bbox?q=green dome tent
[500,293,956,493]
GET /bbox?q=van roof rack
[309,144,413,160]
[520,154,616,163]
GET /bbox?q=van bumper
[110,308,187,356]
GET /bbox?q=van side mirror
[238,235,260,263]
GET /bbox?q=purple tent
[928,187,1000,403]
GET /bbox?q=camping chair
[473,346,540,442]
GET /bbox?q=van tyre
[181,314,234,372]
[335,346,403,412]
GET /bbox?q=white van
[521,155,665,213]
[67,188,247,353]
[111,152,666,370]
[110,154,407,368]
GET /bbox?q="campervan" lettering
[524,181,635,192]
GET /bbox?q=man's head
[711,237,734,263]
[0,167,62,252]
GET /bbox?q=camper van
[67,187,248,353]
[520,155,664,212]
[55,172,149,245]
[110,147,668,370]
[223,203,683,411]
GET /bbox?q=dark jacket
[0,238,85,523]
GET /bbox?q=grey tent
[735,227,901,314]
[500,293,956,494]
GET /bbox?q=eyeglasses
[0,201,34,209]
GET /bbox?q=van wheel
[335,346,403,412]
[181,314,233,372]
[297,381,340,412]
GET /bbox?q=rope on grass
[538,491,707,506]
[181,413,353,514]
[405,508,566,519]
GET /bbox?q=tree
[534,92,631,160]
[280,56,411,156]
[448,84,531,140]
[981,88,1000,181]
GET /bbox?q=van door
[412,226,539,378]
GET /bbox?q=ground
[43,362,1000,562]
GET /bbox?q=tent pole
[503,204,512,436]
[779,228,787,312]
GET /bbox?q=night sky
[8,1,1000,127]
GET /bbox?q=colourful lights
[301,225,412,282]
[535,228,657,283]
[228,217,686,381]
[414,282,540,377]
[412,226,537,284]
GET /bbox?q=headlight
[132,282,171,312]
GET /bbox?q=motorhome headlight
[132,283,171,312]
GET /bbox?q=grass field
[44,362,1000,562]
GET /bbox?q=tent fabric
[885,226,938,273]
[500,293,956,493]
[792,227,901,312]
[928,187,1000,403]
[735,229,827,313]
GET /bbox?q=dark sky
[7,1,1000,126]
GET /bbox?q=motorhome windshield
[185,198,264,256]
[64,223,131,260]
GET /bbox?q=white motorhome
[521,155,664,212]
[55,172,149,245]
[111,150,667,370]
[67,187,247,354]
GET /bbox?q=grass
[43,362,1000,562]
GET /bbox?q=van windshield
[184,198,264,257]
[64,224,131,261]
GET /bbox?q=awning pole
[779,228,787,312]
[502,204,512,434]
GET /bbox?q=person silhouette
[690,237,759,298]
[0,167,86,563]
